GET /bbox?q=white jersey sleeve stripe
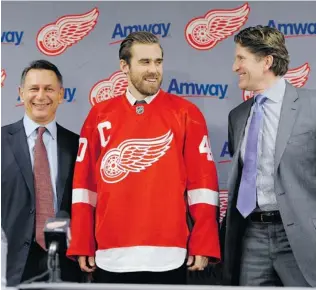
[72,188,97,207]
[187,188,219,206]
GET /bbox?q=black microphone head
[44,213,70,252]
[56,210,69,219]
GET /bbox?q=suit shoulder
[1,124,11,134]
[297,87,316,99]
[1,124,10,139]
[1,120,23,136]
[57,125,79,140]
[229,99,252,119]
[293,87,316,109]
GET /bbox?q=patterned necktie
[135,100,147,105]
[34,127,54,249]
[237,94,267,218]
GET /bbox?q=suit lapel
[274,83,299,172]
[56,124,72,210]
[234,99,253,155]
[228,99,253,204]
[8,120,35,204]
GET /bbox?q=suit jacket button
[30,208,35,214]
[24,241,30,247]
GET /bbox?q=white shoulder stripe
[72,188,97,207]
[188,188,219,206]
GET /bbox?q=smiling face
[120,43,163,99]
[232,43,269,92]
[19,69,64,125]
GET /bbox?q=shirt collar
[254,77,286,103]
[125,88,160,106]
[23,114,57,140]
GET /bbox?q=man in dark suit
[1,60,82,286]
[221,26,316,287]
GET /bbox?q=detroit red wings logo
[100,131,173,183]
[1,69,6,87]
[283,63,310,87]
[185,3,250,50]
[242,63,311,101]
[90,71,128,106]
[219,189,228,223]
[36,8,99,56]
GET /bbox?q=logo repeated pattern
[89,71,128,106]
[185,3,250,50]
[36,8,99,56]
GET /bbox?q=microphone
[44,211,70,253]
[44,211,70,283]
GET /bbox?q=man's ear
[264,55,274,72]
[120,59,129,75]
[18,86,24,102]
[58,87,65,104]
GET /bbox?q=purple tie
[237,94,267,218]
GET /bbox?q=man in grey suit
[221,25,316,287]
[1,60,82,286]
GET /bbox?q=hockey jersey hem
[95,246,187,272]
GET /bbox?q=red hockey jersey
[67,90,220,272]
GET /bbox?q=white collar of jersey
[125,87,160,106]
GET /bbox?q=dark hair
[234,25,289,76]
[119,31,164,65]
[20,59,63,86]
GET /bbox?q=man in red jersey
[67,31,221,284]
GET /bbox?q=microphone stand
[47,241,62,283]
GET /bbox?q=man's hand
[78,256,97,272]
[186,255,208,271]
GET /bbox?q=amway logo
[16,88,76,107]
[268,20,316,38]
[110,23,171,45]
[217,141,232,164]
[1,31,24,45]
[168,79,228,99]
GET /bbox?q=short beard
[130,73,162,96]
